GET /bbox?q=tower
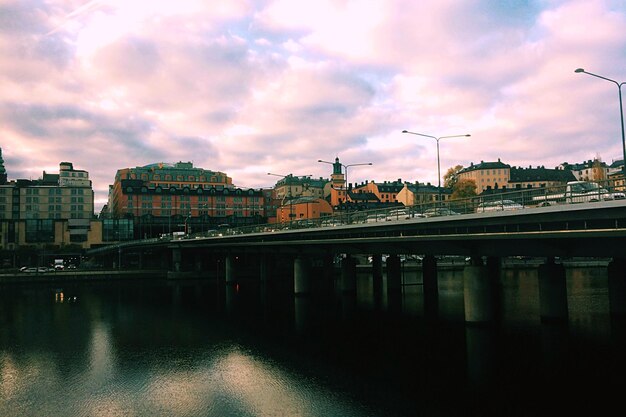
[330,157,345,189]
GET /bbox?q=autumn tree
[451,179,477,200]
[443,165,464,188]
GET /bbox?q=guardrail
[89,180,626,253]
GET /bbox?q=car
[423,208,460,217]
[476,200,524,213]
[365,213,389,223]
[387,209,410,220]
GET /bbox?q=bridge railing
[105,180,626,248]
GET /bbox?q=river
[1,264,624,416]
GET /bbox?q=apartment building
[457,159,511,192]
[396,182,451,206]
[107,162,265,238]
[0,157,98,250]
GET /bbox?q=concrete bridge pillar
[371,254,383,300]
[172,248,182,272]
[386,255,402,293]
[294,256,312,295]
[225,255,237,284]
[608,258,626,316]
[464,256,500,323]
[538,257,568,322]
[371,254,383,281]
[340,255,357,294]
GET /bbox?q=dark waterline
[1,266,625,416]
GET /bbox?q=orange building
[274,197,333,224]
[107,162,265,237]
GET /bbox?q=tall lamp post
[401,130,470,205]
[318,159,373,201]
[575,68,626,179]
[267,173,311,226]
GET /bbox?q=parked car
[423,208,460,217]
[476,199,524,213]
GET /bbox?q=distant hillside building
[352,179,405,203]
[397,182,451,206]
[457,159,511,192]
[508,166,576,189]
[556,159,608,182]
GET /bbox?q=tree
[443,165,464,188]
[451,179,477,200]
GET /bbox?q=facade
[0,160,96,249]
[457,159,511,192]
[352,180,405,203]
[557,159,609,182]
[397,182,451,206]
[508,166,576,189]
[275,197,333,223]
[271,175,327,201]
[108,162,265,238]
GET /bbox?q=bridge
[87,199,626,323]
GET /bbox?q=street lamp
[318,158,373,198]
[401,130,470,205]
[575,68,626,179]
[267,172,312,225]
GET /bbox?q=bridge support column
[340,256,357,294]
[225,256,237,284]
[423,255,439,317]
[608,258,626,316]
[372,254,383,281]
[294,256,312,295]
[386,255,402,293]
[371,254,383,301]
[464,256,500,323]
[538,257,568,322]
[172,248,182,272]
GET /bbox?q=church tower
[330,157,345,189]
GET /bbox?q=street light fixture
[401,130,470,205]
[575,68,626,179]
[318,159,373,201]
[267,172,312,225]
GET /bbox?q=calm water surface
[1,265,625,416]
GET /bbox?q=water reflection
[0,263,624,416]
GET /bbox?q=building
[352,179,406,203]
[397,182,451,206]
[275,197,333,223]
[0,161,96,247]
[457,159,511,192]
[0,156,99,262]
[557,159,609,182]
[508,166,577,189]
[107,162,265,238]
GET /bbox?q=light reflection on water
[0,264,625,416]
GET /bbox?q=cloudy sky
[2,0,626,212]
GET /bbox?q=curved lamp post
[401,130,470,205]
[318,159,373,193]
[575,68,626,178]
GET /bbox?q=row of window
[24,188,87,195]
[128,174,225,183]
